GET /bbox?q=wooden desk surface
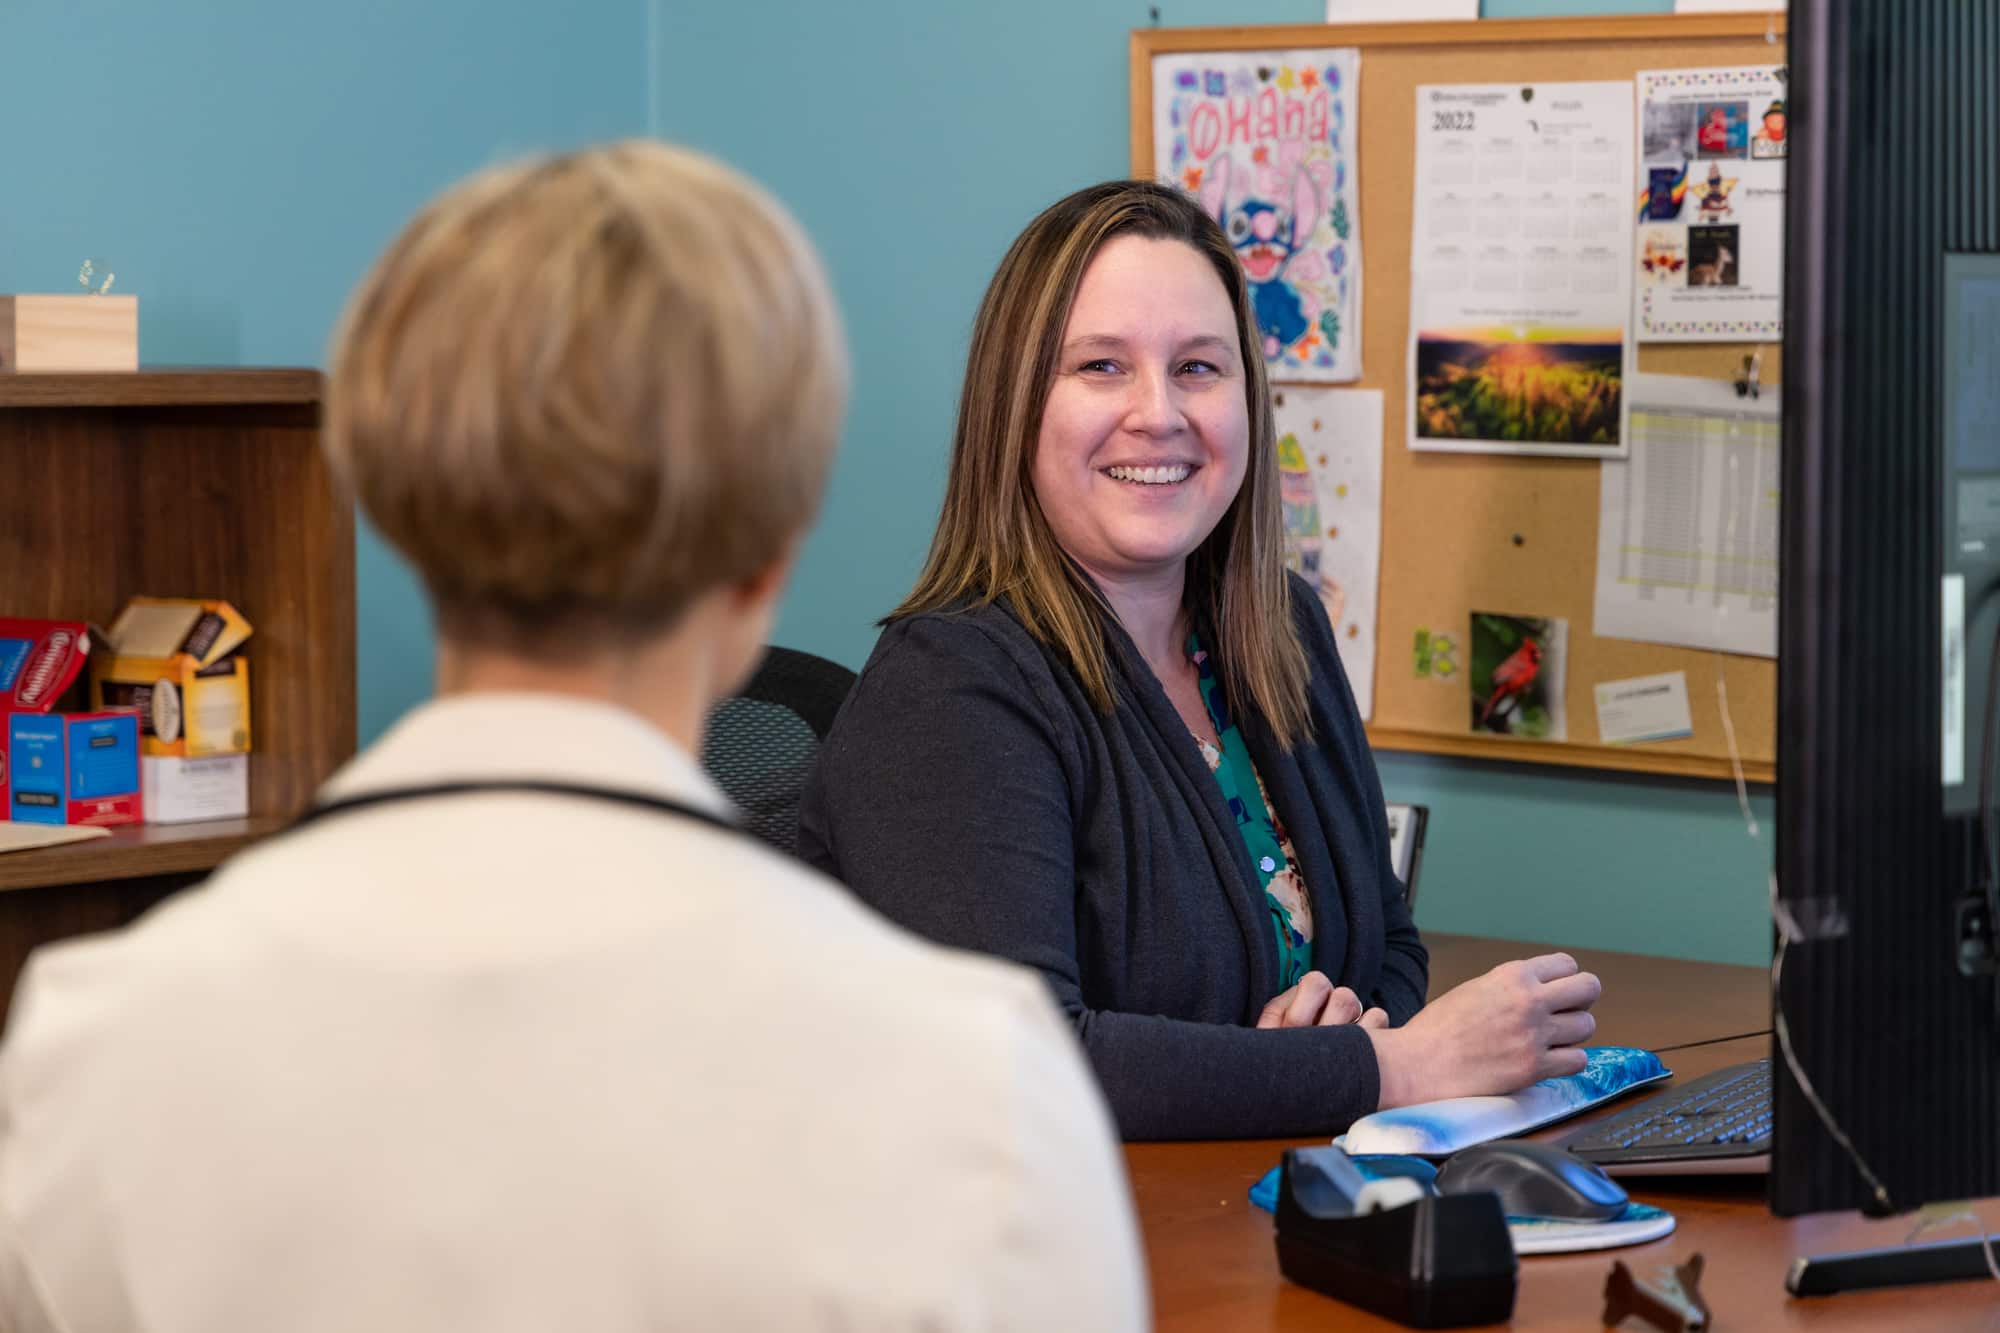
[1127,933,2000,1330]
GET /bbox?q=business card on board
[1594,670,1695,745]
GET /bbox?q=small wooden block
[0,295,139,371]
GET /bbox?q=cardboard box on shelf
[0,617,92,713]
[0,617,142,826]
[141,754,248,825]
[3,709,143,827]
[91,598,253,758]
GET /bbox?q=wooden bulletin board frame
[1132,13,1784,784]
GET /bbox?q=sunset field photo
[1413,327,1623,449]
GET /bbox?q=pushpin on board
[1735,349,1763,400]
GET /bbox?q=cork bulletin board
[1131,12,1786,783]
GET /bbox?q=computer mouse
[1434,1139,1627,1222]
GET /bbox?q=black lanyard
[288,780,742,838]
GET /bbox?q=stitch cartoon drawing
[1199,155,1322,362]
[1155,50,1360,380]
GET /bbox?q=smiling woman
[799,181,1602,1141]
[873,183,1306,738]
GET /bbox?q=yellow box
[90,598,253,758]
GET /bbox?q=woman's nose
[1123,367,1180,436]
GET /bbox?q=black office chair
[700,646,856,857]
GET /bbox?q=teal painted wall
[0,0,648,744]
[9,0,1769,965]
[656,0,1775,968]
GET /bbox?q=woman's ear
[731,543,799,616]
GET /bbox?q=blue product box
[3,708,142,826]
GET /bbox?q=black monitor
[1778,0,2000,1242]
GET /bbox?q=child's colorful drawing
[1152,49,1364,382]
[1272,388,1383,717]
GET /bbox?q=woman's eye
[1080,358,1119,373]
[1178,360,1220,376]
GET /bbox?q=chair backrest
[700,646,857,856]
[1384,803,1429,908]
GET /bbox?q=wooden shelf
[0,366,354,1022]
[0,367,320,408]
[0,816,288,893]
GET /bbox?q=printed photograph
[1751,98,1787,159]
[1414,327,1622,450]
[1695,100,1750,159]
[1688,224,1739,287]
[1689,162,1739,222]
[1638,228,1688,283]
[1644,164,1688,222]
[1642,101,1698,161]
[1469,612,1567,740]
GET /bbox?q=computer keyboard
[1556,1058,1771,1174]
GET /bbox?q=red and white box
[0,617,143,827]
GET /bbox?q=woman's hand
[1363,953,1601,1108]
[1257,971,1392,1030]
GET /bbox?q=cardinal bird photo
[1470,612,1567,740]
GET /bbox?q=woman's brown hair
[891,180,1310,742]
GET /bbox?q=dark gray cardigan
[797,575,1428,1140]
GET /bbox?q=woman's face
[1031,235,1251,589]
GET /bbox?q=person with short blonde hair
[326,139,845,657]
[0,142,1146,1333]
[802,180,1601,1140]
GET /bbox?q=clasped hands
[1256,971,1389,1030]
[1256,953,1604,1108]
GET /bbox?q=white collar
[318,692,730,817]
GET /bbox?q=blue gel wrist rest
[1339,1047,1671,1158]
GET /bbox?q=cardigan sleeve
[799,615,1383,1140]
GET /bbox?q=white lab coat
[0,693,1147,1333]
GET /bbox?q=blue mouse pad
[1506,1202,1675,1253]
[1248,1153,1436,1212]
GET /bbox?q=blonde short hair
[326,140,847,654]
[894,181,1309,743]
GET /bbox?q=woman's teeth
[1105,464,1192,485]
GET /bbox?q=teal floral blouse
[1188,634,1315,989]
